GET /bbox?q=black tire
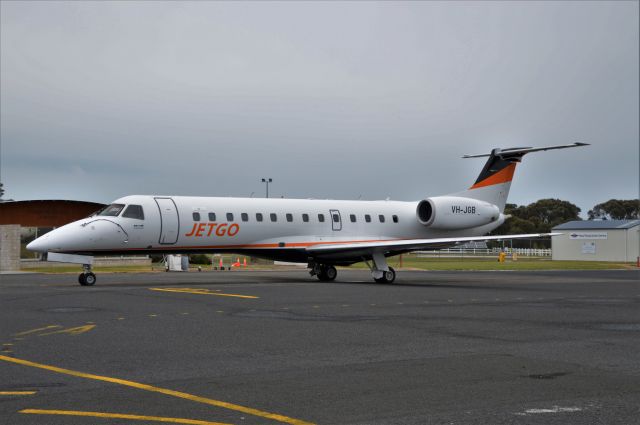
[317,268,328,281]
[83,272,97,286]
[384,267,396,284]
[78,273,87,286]
[374,267,396,283]
[324,266,337,281]
[316,265,336,281]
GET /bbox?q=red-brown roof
[0,200,106,227]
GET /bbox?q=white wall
[552,227,639,262]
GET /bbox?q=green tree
[587,199,640,220]
[491,199,581,247]
[524,198,582,233]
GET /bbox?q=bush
[189,254,211,265]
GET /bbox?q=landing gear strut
[78,264,96,286]
[309,263,337,282]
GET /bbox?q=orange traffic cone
[219,257,223,270]
[243,258,247,267]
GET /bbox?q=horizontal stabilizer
[462,142,589,159]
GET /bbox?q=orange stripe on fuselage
[469,163,516,189]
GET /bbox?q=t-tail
[453,142,589,211]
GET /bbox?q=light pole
[261,178,272,198]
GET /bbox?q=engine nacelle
[416,196,500,230]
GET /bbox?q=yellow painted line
[0,391,36,395]
[20,409,232,425]
[0,355,313,425]
[149,288,258,299]
[14,325,61,337]
[39,325,96,336]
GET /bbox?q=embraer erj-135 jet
[28,143,588,286]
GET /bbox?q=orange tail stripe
[470,163,516,189]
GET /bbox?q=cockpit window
[122,205,145,220]
[98,203,125,217]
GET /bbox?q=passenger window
[332,214,340,223]
[350,214,356,223]
[379,214,385,223]
[256,213,263,222]
[270,213,277,222]
[208,212,216,221]
[192,212,201,221]
[226,213,234,222]
[392,215,399,223]
[286,213,293,222]
[241,213,249,222]
[365,214,371,223]
[302,214,309,222]
[318,214,325,223]
[98,203,125,217]
[122,205,144,220]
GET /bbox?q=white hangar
[551,220,640,262]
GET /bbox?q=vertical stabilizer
[452,143,589,212]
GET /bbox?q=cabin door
[330,209,342,231]
[155,197,179,244]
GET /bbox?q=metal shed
[551,220,640,262]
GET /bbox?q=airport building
[551,220,640,262]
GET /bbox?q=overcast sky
[1,1,638,216]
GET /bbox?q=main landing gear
[308,253,397,284]
[78,264,96,286]
[373,267,396,284]
[309,263,338,281]
[365,252,396,284]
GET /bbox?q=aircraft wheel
[316,265,337,281]
[78,273,87,286]
[384,267,396,284]
[316,266,328,282]
[324,266,337,281]
[374,267,396,283]
[83,272,97,286]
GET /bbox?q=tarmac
[1,269,639,425]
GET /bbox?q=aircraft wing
[305,233,559,255]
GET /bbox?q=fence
[416,247,551,257]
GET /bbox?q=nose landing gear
[78,264,96,286]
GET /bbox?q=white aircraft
[27,143,588,286]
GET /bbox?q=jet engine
[416,196,500,230]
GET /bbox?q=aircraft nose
[27,236,48,253]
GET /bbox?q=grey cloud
[1,1,637,215]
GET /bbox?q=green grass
[347,255,633,271]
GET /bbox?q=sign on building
[569,232,608,240]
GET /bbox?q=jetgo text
[185,222,240,238]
